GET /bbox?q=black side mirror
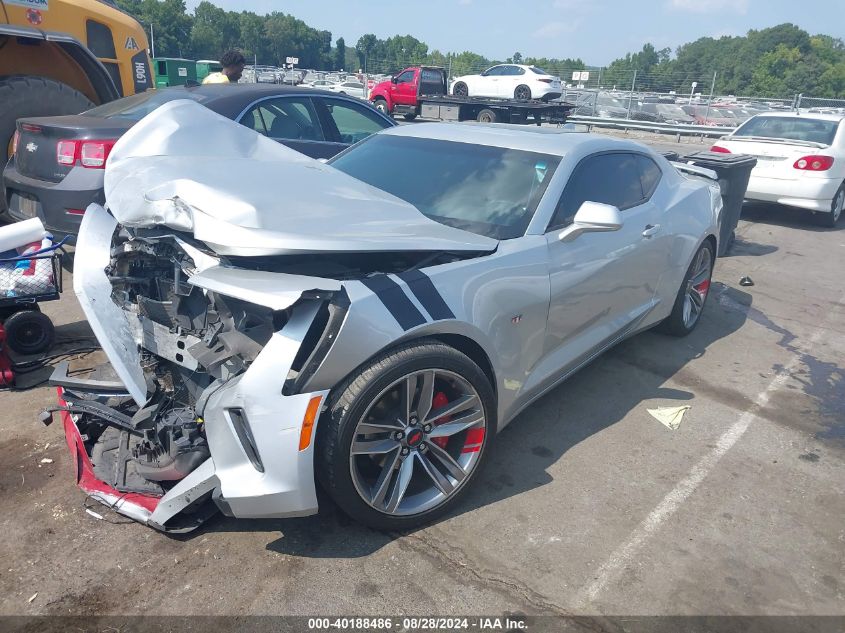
[391,76,398,84]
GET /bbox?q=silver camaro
[53,101,722,532]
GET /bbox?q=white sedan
[451,64,561,101]
[712,112,845,227]
[326,80,368,100]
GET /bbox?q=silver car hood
[103,100,497,256]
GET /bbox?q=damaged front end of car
[49,100,497,531]
[52,205,346,531]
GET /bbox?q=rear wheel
[514,84,531,100]
[660,241,714,337]
[403,113,417,121]
[3,309,55,355]
[317,340,495,531]
[452,81,468,97]
[819,183,844,228]
[476,108,498,123]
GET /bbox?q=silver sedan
[61,102,722,532]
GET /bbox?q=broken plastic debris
[39,458,53,464]
[27,593,37,603]
[739,276,754,287]
[85,508,104,521]
[648,405,692,430]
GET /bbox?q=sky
[184,0,845,66]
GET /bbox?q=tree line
[116,1,845,98]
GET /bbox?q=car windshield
[330,135,560,239]
[84,90,211,121]
[734,116,839,145]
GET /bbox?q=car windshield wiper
[733,135,829,149]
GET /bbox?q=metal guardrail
[567,115,735,138]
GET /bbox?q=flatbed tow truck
[369,66,573,125]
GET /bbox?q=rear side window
[86,20,116,59]
[243,97,325,141]
[636,155,662,199]
[549,152,646,229]
[322,99,389,144]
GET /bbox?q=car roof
[380,122,646,157]
[749,111,845,123]
[151,84,346,118]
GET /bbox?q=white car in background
[451,64,561,101]
[327,80,367,100]
[712,112,845,227]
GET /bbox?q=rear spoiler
[670,162,719,181]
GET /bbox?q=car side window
[396,70,415,84]
[240,97,324,141]
[548,153,645,230]
[321,99,389,144]
[485,66,503,76]
[636,155,662,199]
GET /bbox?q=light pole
[149,22,156,59]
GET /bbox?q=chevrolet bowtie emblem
[26,142,38,152]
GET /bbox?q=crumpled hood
[103,100,498,256]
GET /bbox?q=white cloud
[667,0,749,14]
[532,20,580,39]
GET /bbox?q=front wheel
[317,340,496,531]
[452,81,468,97]
[372,98,389,115]
[659,241,714,337]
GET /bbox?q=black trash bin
[679,151,757,256]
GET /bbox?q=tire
[452,81,468,97]
[0,76,94,171]
[818,183,844,228]
[514,84,531,101]
[476,108,498,123]
[4,310,55,355]
[659,241,715,337]
[316,339,496,531]
[403,113,417,121]
[373,98,389,115]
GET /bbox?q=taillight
[11,130,20,156]
[710,145,731,153]
[538,78,553,84]
[793,155,834,171]
[56,139,116,169]
[80,140,115,168]
[56,140,78,166]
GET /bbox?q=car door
[238,96,333,159]
[390,69,418,106]
[500,65,524,98]
[543,151,667,370]
[477,65,504,97]
[313,97,394,156]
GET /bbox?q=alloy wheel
[682,246,712,329]
[349,369,487,517]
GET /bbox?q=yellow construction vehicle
[0,0,152,172]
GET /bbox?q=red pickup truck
[369,66,572,125]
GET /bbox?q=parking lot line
[575,287,844,608]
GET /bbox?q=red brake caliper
[431,392,450,449]
[431,391,485,454]
[693,279,710,300]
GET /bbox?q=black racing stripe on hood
[361,275,426,331]
[396,270,455,321]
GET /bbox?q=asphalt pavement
[0,133,842,626]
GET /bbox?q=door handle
[642,224,661,238]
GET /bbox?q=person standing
[202,50,246,84]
